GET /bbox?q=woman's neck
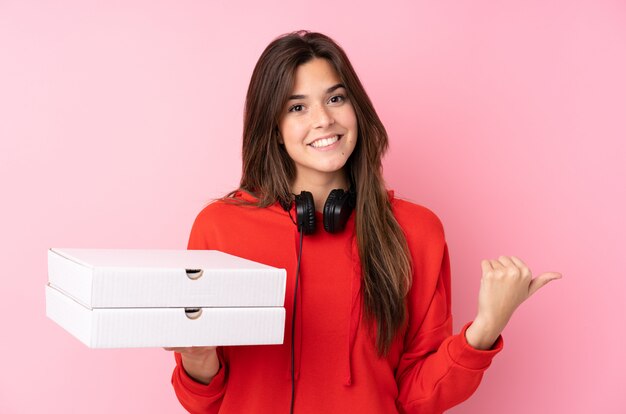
[291,171,349,213]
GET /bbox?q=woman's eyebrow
[287,83,345,100]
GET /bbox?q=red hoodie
[171,191,503,413]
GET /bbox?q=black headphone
[284,188,356,235]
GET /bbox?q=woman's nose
[312,104,334,128]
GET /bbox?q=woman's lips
[309,135,342,149]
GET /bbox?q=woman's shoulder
[390,194,445,242]
[193,197,238,220]
[193,191,255,220]
[192,190,286,229]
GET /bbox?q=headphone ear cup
[295,191,316,235]
[323,189,354,233]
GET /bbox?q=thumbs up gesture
[465,256,562,350]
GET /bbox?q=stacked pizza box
[45,248,286,348]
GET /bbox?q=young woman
[165,31,561,414]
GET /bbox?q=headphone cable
[290,228,304,414]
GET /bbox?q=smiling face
[278,58,358,189]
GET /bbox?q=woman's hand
[163,346,220,385]
[465,256,562,350]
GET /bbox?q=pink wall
[1,0,624,412]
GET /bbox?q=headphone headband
[291,188,355,235]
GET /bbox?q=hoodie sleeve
[171,350,228,414]
[395,242,503,414]
[170,206,228,414]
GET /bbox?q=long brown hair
[233,30,412,355]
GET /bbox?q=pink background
[1,0,624,412]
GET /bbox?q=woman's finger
[509,256,532,278]
[481,259,493,274]
[509,256,528,269]
[163,347,193,352]
[497,256,516,269]
[490,259,504,269]
[528,272,563,296]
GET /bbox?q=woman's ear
[276,129,284,145]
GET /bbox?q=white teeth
[310,135,339,148]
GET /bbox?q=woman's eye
[329,95,345,104]
[289,104,304,113]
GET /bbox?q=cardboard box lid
[48,248,286,309]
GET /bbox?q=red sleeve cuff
[173,351,227,397]
[446,321,504,370]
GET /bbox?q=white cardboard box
[48,248,286,307]
[46,248,286,348]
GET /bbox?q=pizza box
[45,285,285,348]
[47,248,286,308]
[45,248,286,348]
